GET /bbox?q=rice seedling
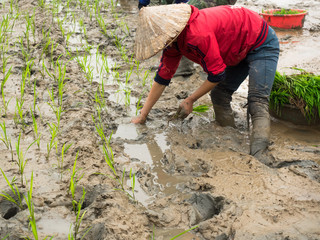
[23,172,40,240]
[94,85,106,109]
[75,54,94,84]
[270,69,320,121]
[135,92,145,116]
[99,134,136,201]
[24,12,33,52]
[18,36,31,64]
[129,169,135,200]
[192,104,210,116]
[78,18,87,37]
[32,78,38,113]
[56,57,68,105]
[69,151,84,212]
[0,121,14,161]
[96,14,109,38]
[46,122,58,159]
[170,225,199,240]
[38,0,46,8]
[68,188,91,240]
[57,142,72,180]
[0,168,24,210]
[14,97,26,130]
[24,60,34,87]
[66,31,74,47]
[57,17,66,38]
[1,234,9,240]
[9,0,14,15]
[0,120,11,149]
[1,65,12,117]
[101,52,110,75]
[30,108,41,149]
[15,132,36,185]
[92,114,107,144]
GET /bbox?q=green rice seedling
[57,18,66,38]
[23,172,39,240]
[38,0,46,8]
[15,132,36,185]
[270,69,320,121]
[1,66,12,117]
[135,92,145,116]
[24,13,33,52]
[24,60,34,87]
[1,234,9,240]
[96,14,109,38]
[69,151,84,212]
[99,136,136,201]
[14,97,26,129]
[0,168,24,210]
[129,169,135,200]
[0,120,11,150]
[79,18,87,37]
[66,31,74,47]
[49,41,59,67]
[192,104,210,116]
[9,0,14,15]
[0,121,14,161]
[47,85,57,112]
[170,225,199,240]
[101,52,110,75]
[56,142,73,180]
[92,114,107,145]
[32,78,38,113]
[56,57,68,105]
[68,188,91,240]
[142,69,151,87]
[30,108,40,149]
[75,54,94,84]
[18,36,30,64]
[46,122,58,159]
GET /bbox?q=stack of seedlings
[269,69,320,125]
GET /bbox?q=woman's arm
[131,81,167,124]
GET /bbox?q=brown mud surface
[0,0,319,239]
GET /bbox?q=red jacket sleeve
[154,44,183,86]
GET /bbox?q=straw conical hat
[134,4,191,61]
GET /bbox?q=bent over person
[132,4,280,165]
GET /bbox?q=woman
[132,4,280,165]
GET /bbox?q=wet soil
[0,0,320,239]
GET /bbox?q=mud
[0,0,320,239]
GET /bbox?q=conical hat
[134,4,191,61]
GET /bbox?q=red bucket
[260,9,307,29]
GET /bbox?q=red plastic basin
[260,9,307,29]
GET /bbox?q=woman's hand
[131,114,147,124]
[178,98,195,119]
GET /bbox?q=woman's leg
[246,26,280,163]
[210,60,249,127]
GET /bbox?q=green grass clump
[270,69,320,121]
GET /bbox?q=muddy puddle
[0,0,320,239]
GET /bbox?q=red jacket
[155,5,268,85]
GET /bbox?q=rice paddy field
[0,0,320,239]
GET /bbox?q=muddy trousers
[210,26,280,156]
